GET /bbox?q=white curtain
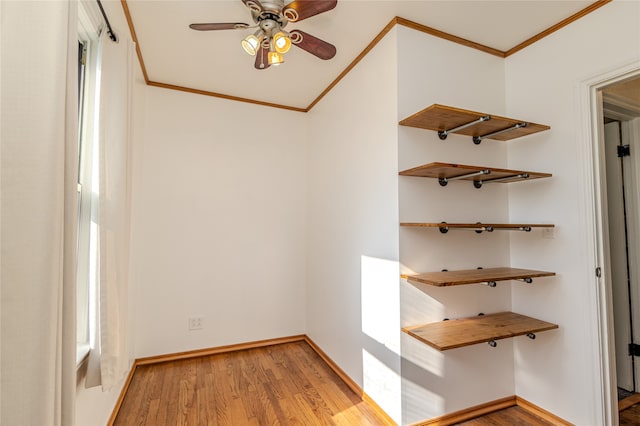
[86,30,133,391]
[1,1,78,424]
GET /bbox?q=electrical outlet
[542,227,555,239]
[188,317,203,330]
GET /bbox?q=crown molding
[120,0,611,113]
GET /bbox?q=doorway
[601,76,640,414]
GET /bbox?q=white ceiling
[122,0,600,110]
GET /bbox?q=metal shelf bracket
[438,115,492,140]
[473,173,530,189]
[436,223,538,233]
[439,169,491,187]
[472,122,528,144]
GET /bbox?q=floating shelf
[399,162,551,188]
[402,267,556,287]
[400,222,555,233]
[402,312,558,351]
[399,104,550,144]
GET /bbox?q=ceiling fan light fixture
[241,32,261,56]
[273,31,291,54]
[268,51,284,66]
[189,0,338,70]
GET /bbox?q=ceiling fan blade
[189,23,250,31]
[290,30,336,60]
[255,43,271,70]
[283,0,337,22]
[241,0,263,13]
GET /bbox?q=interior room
[3,0,640,425]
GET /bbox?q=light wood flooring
[463,401,640,425]
[114,339,594,426]
[619,393,640,426]
[113,340,390,425]
[460,401,640,425]
[457,406,554,425]
[620,403,640,425]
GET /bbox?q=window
[76,5,101,365]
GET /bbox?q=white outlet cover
[188,317,203,330]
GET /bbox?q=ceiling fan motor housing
[257,12,286,34]
[257,0,285,14]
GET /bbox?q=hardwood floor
[620,403,640,425]
[114,339,573,425]
[113,341,391,425]
[457,406,555,426]
[618,393,640,426]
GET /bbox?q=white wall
[396,26,514,423]
[72,3,640,425]
[306,29,402,423]
[129,87,308,357]
[506,2,640,424]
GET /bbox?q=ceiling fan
[189,0,337,69]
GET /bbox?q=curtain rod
[96,0,118,42]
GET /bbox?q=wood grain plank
[165,363,181,426]
[619,393,640,411]
[399,162,552,183]
[399,104,550,141]
[107,362,138,426]
[145,399,161,425]
[196,371,217,425]
[178,359,198,426]
[400,222,554,230]
[210,354,234,426]
[402,312,558,351]
[405,267,556,287]
[620,401,640,425]
[458,405,554,425]
[114,365,154,425]
[113,340,391,425]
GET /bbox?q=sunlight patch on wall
[361,255,402,424]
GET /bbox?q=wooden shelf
[403,267,556,287]
[399,162,551,188]
[399,104,550,143]
[402,312,558,351]
[400,222,554,233]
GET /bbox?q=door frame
[580,60,640,425]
